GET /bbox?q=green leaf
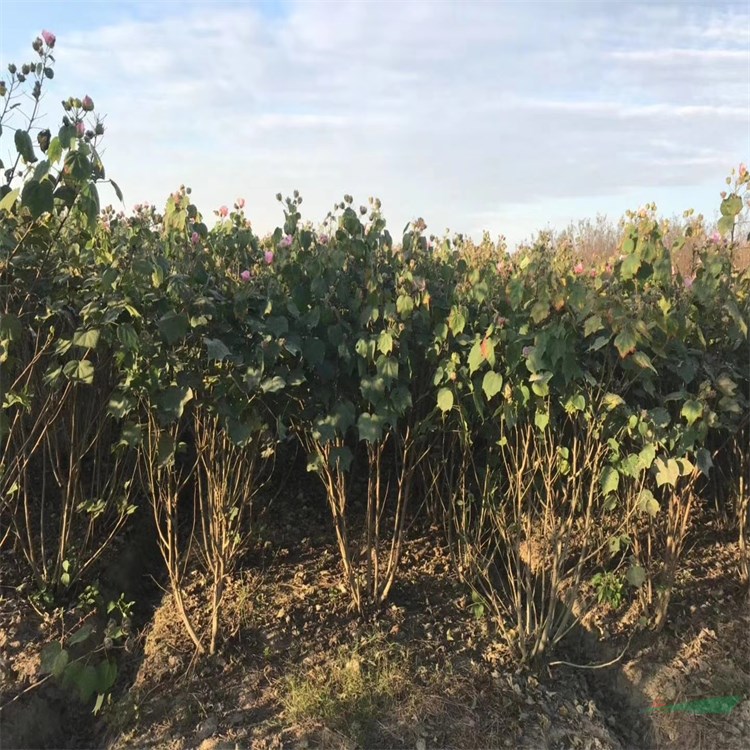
[302,337,325,366]
[377,331,393,355]
[632,351,657,373]
[584,315,603,337]
[21,179,54,218]
[63,359,95,385]
[468,340,484,374]
[717,215,734,236]
[614,329,637,358]
[680,399,702,426]
[720,193,743,218]
[47,137,63,164]
[601,466,619,496]
[72,329,100,350]
[68,623,95,646]
[357,413,384,443]
[110,179,124,203]
[396,294,414,316]
[437,388,454,413]
[654,457,680,488]
[448,308,466,335]
[602,393,625,410]
[482,371,503,400]
[79,182,100,227]
[76,664,99,703]
[696,448,713,478]
[204,337,231,361]
[530,301,549,324]
[40,642,64,675]
[0,188,19,212]
[329,446,353,472]
[636,489,659,517]
[156,386,193,421]
[534,408,549,432]
[14,129,37,163]
[626,564,646,588]
[260,376,286,393]
[157,312,189,344]
[620,253,641,280]
[96,659,117,693]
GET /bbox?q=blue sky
[1,0,748,246]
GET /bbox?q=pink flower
[75,121,85,137]
[240,270,251,282]
[81,95,94,112]
[191,231,200,245]
[710,231,721,243]
[236,198,245,209]
[573,263,584,275]
[740,163,747,179]
[684,275,695,290]
[264,250,274,265]
[218,206,229,218]
[279,234,293,248]
[319,234,329,245]
[41,30,56,48]
[589,270,597,278]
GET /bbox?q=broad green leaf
[602,393,625,410]
[636,489,659,517]
[204,337,231,361]
[96,659,117,693]
[530,301,549,324]
[68,623,95,646]
[377,331,394,355]
[696,448,713,478]
[156,386,193,421]
[680,399,702,426]
[14,129,36,163]
[720,193,742,218]
[437,388,454,413]
[47,136,63,164]
[396,294,414,316]
[21,179,54,218]
[260,376,286,393]
[0,188,19,212]
[468,341,484,374]
[620,253,641,280]
[626,564,646,588]
[654,457,680,487]
[614,329,637,358]
[357,413,384,443]
[584,315,603,337]
[632,351,657,373]
[329,446,353,472]
[448,308,466,335]
[157,312,189,344]
[601,466,619,496]
[63,359,95,385]
[72,329,100,350]
[482,371,503,400]
[76,664,99,703]
[534,408,549,432]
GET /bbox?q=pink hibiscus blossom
[191,231,200,245]
[41,30,56,48]
[240,270,252,282]
[218,206,229,218]
[236,198,245,209]
[573,263,584,275]
[279,235,293,248]
[264,250,274,264]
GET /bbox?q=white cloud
[2,0,747,245]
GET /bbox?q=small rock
[195,715,219,742]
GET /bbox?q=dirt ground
[1,491,748,750]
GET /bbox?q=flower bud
[81,95,94,111]
[95,122,105,135]
[8,63,16,74]
[275,192,282,202]
[0,82,6,97]
[37,129,50,152]
[33,38,43,53]
[21,64,30,75]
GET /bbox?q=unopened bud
[81,95,94,111]
[94,122,105,135]
[8,63,16,74]
[21,64,30,75]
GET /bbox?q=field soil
[1,489,749,750]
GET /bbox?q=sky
[1,0,748,246]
